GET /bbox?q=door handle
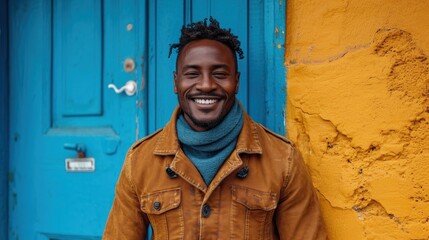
[108,80,137,96]
[64,143,86,158]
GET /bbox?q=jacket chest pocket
[230,185,277,240]
[140,188,183,240]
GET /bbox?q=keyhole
[124,58,135,72]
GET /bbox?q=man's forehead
[181,39,230,53]
[177,39,236,64]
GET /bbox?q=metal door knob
[108,80,137,96]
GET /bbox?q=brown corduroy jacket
[103,107,327,239]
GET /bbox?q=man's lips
[188,94,224,105]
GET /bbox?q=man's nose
[196,73,217,92]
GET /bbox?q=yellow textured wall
[285,0,429,239]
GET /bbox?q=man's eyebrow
[182,64,231,70]
[212,64,230,70]
[182,64,200,70]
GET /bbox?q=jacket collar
[153,105,263,156]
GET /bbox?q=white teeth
[194,99,218,104]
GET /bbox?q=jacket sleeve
[103,151,149,239]
[275,146,328,240]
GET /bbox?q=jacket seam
[281,145,294,196]
[124,151,141,204]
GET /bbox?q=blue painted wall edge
[0,0,9,238]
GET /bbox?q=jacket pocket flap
[141,188,181,214]
[231,185,277,211]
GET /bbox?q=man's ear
[235,72,240,94]
[173,71,178,93]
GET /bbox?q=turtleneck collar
[176,100,244,185]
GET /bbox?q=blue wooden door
[9,0,146,239]
[8,0,285,239]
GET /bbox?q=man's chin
[195,119,220,130]
[188,115,222,131]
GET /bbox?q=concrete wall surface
[285,0,429,239]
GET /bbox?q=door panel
[53,0,103,118]
[9,0,146,238]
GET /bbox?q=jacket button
[153,201,161,211]
[202,204,211,218]
[236,167,249,179]
[166,167,178,178]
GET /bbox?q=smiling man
[103,17,327,239]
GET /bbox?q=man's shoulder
[130,128,164,151]
[255,122,295,148]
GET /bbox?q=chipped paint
[8,170,15,183]
[12,192,17,210]
[286,0,429,239]
[135,113,139,141]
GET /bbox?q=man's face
[174,39,240,131]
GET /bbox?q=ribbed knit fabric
[176,101,244,185]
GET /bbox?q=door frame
[264,0,287,135]
[0,0,9,239]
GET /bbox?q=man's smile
[193,98,219,105]
[188,93,223,106]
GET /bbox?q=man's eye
[184,72,199,78]
[213,72,228,78]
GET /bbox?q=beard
[184,111,223,131]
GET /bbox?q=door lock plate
[65,158,95,172]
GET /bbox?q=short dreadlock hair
[169,17,244,70]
